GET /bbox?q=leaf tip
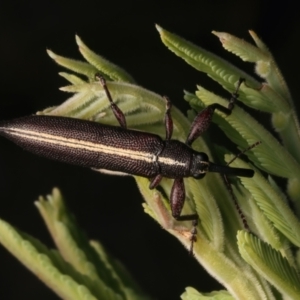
[59,86,69,92]
[248,30,256,38]
[212,31,230,44]
[155,24,163,33]
[33,200,40,209]
[46,49,56,60]
[75,35,83,46]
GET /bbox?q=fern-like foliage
[0,26,299,299]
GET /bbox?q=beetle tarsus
[227,78,245,112]
[189,220,198,255]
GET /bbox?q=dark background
[0,1,299,299]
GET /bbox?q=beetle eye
[190,152,210,179]
[193,173,206,179]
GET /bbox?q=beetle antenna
[208,163,254,177]
[226,141,261,166]
[223,174,250,231]
[208,141,261,176]
[223,141,261,231]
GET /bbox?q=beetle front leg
[171,178,198,253]
[170,178,198,221]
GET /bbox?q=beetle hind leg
[163,96,173,141]
[96,75,127,128]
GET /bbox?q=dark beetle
[0,77,253,248]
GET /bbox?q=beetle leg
[186,78,244,146]
[171,178,198,253]
[170,178,197,221]
[189,220,198,255]
[163,96,173,141]
[149,174,163,189]
[228,77,245,112]
[185,105,215,146]
[96,75,127,129]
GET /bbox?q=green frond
[186,177,224,249]
[181,288,233,300]
[75,36,135,83]
[34,188,148,300]
[0,218,116,300]
[156,25,260,92]
[212,31,269,63]
[47,49,99,80]
[238,231,300,299]
[59,72,87,85]
[210,29,300,167]
[233,182,287,250]
[212,30,291,102]
[2,26,300,299]
[229,158,300,248]
[136,178,266,299]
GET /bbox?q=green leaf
[47,49,99,80]
[75,35,135,83]
[59,72,87,85]
[238,231,300,299]
[181,288,233,300]
[35,188,148,300]
[156,25,260,94]
[229,158,300,248]
[230,179,291,257]
[212,30,292,102]
[0,188,148,300]
[136,179,269,300]
[0,219,100,300]
[157,26,291,114]
[212,30,300,166]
